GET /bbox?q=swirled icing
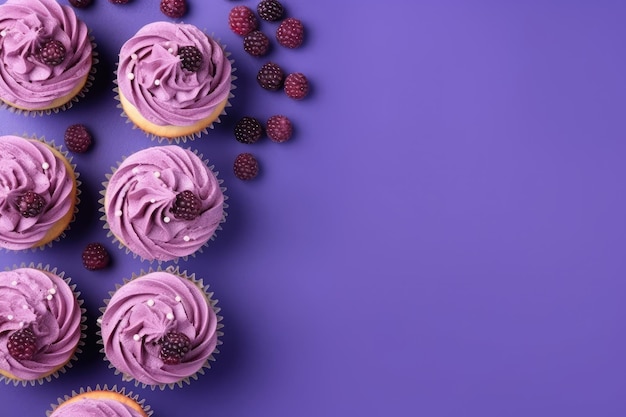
[117,21,231,126]
[0,0,93,110]
[0,268,82,381]
[50,396,145,417]
[101,271,219,386]
[104,146,224,262]
[0,136,75,250]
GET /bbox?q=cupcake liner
[0,134,81,252]
[0,262,87,387]
[98,147,227,263]
[1,36,99,116]
[97,266,223,390]
[46,384,153,417]
[113,35,236,143]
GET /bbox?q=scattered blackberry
[266,115,293,143]
[234,117,264,144]
[178,46,203,73]
[257,0,284,22]
[228,6,258,36]
[15,191,46,218]
[38,40,66,66]
[284,72,309,100]
[64,124,93,153]
[244,31,270,57]
[7,328,37,361]
[158,331,191,365]
[82,242,111,270]
[256,62,285,91]
[171,190,202,221]
[233,153,259,181]
[69,0,92,7]
[276,17,304,48]
[160,0,186,18]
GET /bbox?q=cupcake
[99,268,222,389]
[0,135,79,251]
[116,21,234,141]
[0,0,95,113]
[101,145,225,262]
[0,264,85,386]
[47,385,152,417]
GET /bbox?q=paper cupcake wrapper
[113,35,237,143]
[1,36,99,116]
[96,266,223,390]
[0,134,81,253]
[0,262,87,387]
[98,147,228,263]
[46,384,153,417]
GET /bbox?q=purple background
[0,0,625,415]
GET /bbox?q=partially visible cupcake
[0,135,79,251]
[99,268,222,389]
[47,385,152,417]
[116,21,234,141]
[0,0,95,113]
[101,145,225,262]
[0,265,85,386]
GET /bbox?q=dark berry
[38,40,66,66]
[68,0,92,7]
[64,124,93,153]
[171,190,202,221]
[158,331,191,365]
[284,72,309,100]
[7,328,37,361]
[256,62,284,91]
[243,31,270,57]
[257,0,284,22]
[233,153,259,181]
[82,242,111,270]
[266,115,293,143]
[109,0,130,4]
[228,6,258,36]
[15,191,46,218]
[234,117,263,144]
[276,18,304,48]
[178,46,203,73]
[160,0,186,18]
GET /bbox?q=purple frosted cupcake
[47,385,152,417]
[99,268,222,389]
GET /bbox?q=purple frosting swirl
[105,146,224,262]
[101,271,219,386]
[0,136,75,250]
[0,0,93,109]
[0,268,82,381]
[117,21,231,126]
[50,396,145,417]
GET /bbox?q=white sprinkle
[166,312,174,320]
[168,48,174,54]
[127,72,135,80]
[153,171,160,178]
[42,162,50,170]
[163,216,171,223]
[165,41,171,47]
[115,209,123,217]
[175,295,181,302]
[133,334,140,341]
[150,198,156,204]
[131,53,138,60]
[154,79,161,86]
[183,235,190,242]
[7,315,13,320]
[19,321,24,328]
[132,167,139,174]
[11,280,17,286]
[0,30,6,37]
[48,288,56,295]
[147,299,155,307]
[22,304,27,309]
[46,294,53,301]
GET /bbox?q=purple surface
[1,0,626,415]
